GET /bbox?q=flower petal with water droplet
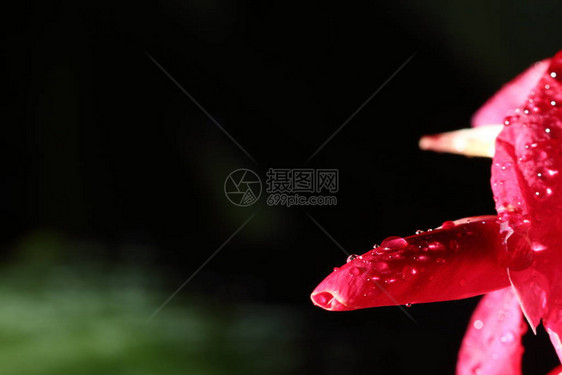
[491,51,562,337]
[311,216,510,311]
[472,59,550,128]
[456,288,526,375]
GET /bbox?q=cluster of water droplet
[460,289,523,375]
[334,221,470,306]
[492,58,562,267]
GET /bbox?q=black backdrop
[3,1,562,374]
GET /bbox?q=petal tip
[311,291,348,311]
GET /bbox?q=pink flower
[311,51,562,374]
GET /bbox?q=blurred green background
[2,0,562,374]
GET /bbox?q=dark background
[3,1,562,374]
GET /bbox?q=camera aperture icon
[224,169,262,207]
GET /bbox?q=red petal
[472,58,550,128]
[311,216,510,311]
[491,51,562,336]
[456,288,526,375]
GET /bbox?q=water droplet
[550,56,562,81]
[333,267,339,272]
[401,265,417,278]
[380,236,408,250]
[405,303,412,308]
[349,267,363,276]
[503,230,533,271]
[346,254,358,263]
[532,242,546,252]
[534,188,552,200]
[315,293,329,305]
[500,332,514,343]
[415,229,424,235]
[372,261,389,273]
[428,242,445,251]
[474,320,484,329]
[551,100,557,106]
[441,220,456,229]
[545,128,551,134]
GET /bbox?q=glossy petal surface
[472,59,550,128]
[456,288,526,375]
[491,52,562,346]
[311,217,510,311]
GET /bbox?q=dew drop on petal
[401,265,418,278]
[500,331,514,343]
[441,220,456,229]
[346,254,358,263]
[474,320,484,330]
[349,267,363,276]
[380,236,408,250]
[428,242,445,251]
[315,293,330,305]
[370,262,388,275]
